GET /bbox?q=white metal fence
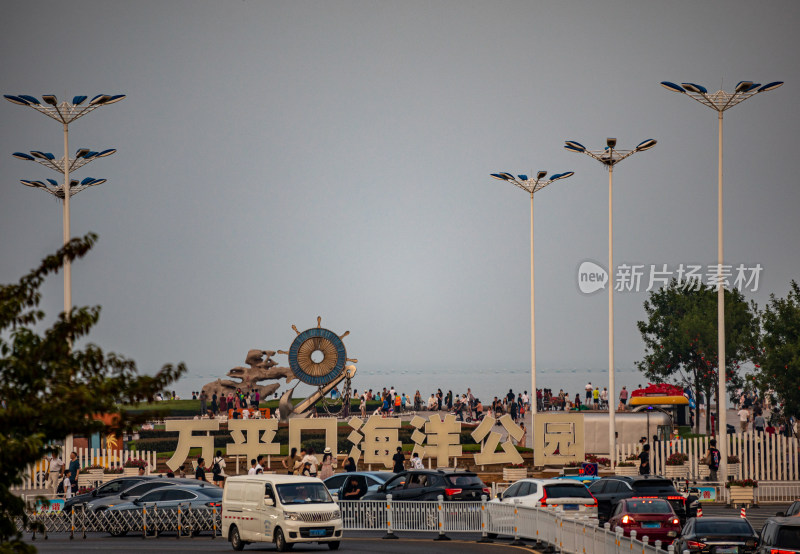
[12,448,158,491]
[616,432,800,481]
[20,497,673,553]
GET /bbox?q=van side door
[260,483,281,542]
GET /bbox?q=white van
[222,474,343,551]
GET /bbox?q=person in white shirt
[301,448,319,477]
[247,459,258,475]
[427,394,437,410]
[47,453,65,494]
[738,407,750,432]
[411,452,424,470]
[62,470,73,499]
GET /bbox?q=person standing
[738,407,750,433]
[320,447,336,480]
[67,452,81,495]
[638,444,651,475]
[360,394,367,418]
[753,410,766,434]
[301,448,319,478]
[392,447,405,473]
[211,450,226,486]
[411,452,424,470]
[344,457,357,472]
[619,386,629,407]
[517,422,527,448]
[593,387,600,409]
[283,447,299,475]
[585,382,593,403]
[600,387,608,410]
[61,470,73,499]
[47,452,65,494]
[211,392,218,415]
[704,439,721,481]
[195,457,208,482]
[200,390,208,416]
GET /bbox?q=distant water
[172,366,649,403]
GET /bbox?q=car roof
[766,517,800,526]
[512,478,588,486]
[225,474,322,485]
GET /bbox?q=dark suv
[362,469,490,501]
[588,475,696,523]
[758,517,800,553]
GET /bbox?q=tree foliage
[756,280,800,420]
[0,234,185,552]
[636,280,760,433]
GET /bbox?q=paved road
[699,502,789,532]
[23,532,535,553]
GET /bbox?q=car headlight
[332,509,341,519]
[284,512,300,521]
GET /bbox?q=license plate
[714,547,738,554]
[563,505,578,511]
[309,529,326,537]
[642,522,660,528]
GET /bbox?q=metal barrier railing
[16,497,673,554]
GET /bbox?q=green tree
[636,280,759,434]
[0,234,185,552]
[756,281,800,425]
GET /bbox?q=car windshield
[276,483,334,505]
[543,484,592,499]
[632,480,677,494]
[695,520,753,534]
[626,500,672,514]
[776,527,800,548]
[446,475,482,487]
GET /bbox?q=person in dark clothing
[344,457,357,472]
[705,439,721,481]
[195,457,207,482]
[392,447,405,473]
[638,444,651,475]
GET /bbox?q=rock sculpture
[202,350,294,401]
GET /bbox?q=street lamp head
[606,138,617,149]
[735,81,754,93]
[75,148,90,158]
[536,170,547,180]
[564,140,586,153]
[42,95,58,106]
[635,139,657,152]
[551,171,575,181]
[680,82,708,94]
[759,81,784,92]
[46,178,59,187]
[660,81,685,93]
[20,179,38,187]
[89,94,111,106]
[4,94,30,105]
[96,148,117,158]
[72,95,87,105]
[12,152,36,161]
[104,94,126,105]
[30,150,52,160]
[517,174,528,181]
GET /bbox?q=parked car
[777,501,800,517]
[362,469,490,501]
[105,484,223,537]
[672,517,759,554]
[492,478,598,519]
[323,471,394,501]
[757,517,800,553]
[607,498,681,544]
[85,477,200,512]
[222,474,342,551]
[588,475,696,523]
[63,476,148,511]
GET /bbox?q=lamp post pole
[6,93,124,326]
[564,138,657,466]
[491,170,574,426]
[660,80,783,481]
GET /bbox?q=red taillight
[621,515,636,525]
[539,488,548,506]
[671,518,680,525]
[444,488,462,497]
[586,492,598,507]
[771,549,797,554]
[206,501,221,507]
[686,540,706,548]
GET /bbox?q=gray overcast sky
[2,1,798,399]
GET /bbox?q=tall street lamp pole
[490,170,574,423]
[564,138,657,466]
[660,79,783,480]
[5,93,125,325]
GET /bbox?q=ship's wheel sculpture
[278,317,357,417]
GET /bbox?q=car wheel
[487,533,498,539]
[275,527,293,552]
[328,541,340,550]
[230,525,244,551]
